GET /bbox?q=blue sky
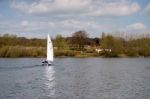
[0,0,150,38]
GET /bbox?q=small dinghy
[42,34,54,66]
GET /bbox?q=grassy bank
[0,46,98,58]
[0,46,149,58]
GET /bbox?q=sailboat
[42,34,54,66]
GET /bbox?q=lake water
[0,58,150,99]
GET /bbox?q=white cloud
[12,0,90,14]
[11,0,140,16]
[20,19,103,31]
[0,18,98,37]
[0,19,111,37]
[88,2,140,16]
[144,3,150,15]
[1,18,148,38]
[127,23,147,30]
[12,2,29,13]
[21,20,29,27]
[59,19,100,30]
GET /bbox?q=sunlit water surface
[0,58,150,99]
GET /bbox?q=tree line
[0,31,150,57]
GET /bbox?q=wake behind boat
[42,34,54,66]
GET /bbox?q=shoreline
[0,55,149,58]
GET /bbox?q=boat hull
[42,60,52,66]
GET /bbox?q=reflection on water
[0,58,150,99]
[53,58,150,99]
[44,66,55,97]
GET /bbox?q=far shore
[0,33,150,58]
[0,54,149,58]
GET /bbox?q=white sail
[47,34,54,62]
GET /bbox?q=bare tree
[70,30,88,50]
